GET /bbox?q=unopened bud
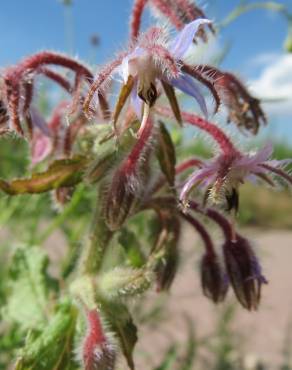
[201,253,229,304]
[155,240,179,292]
[103,117,154,230]
[103,166,140,231]
[223,235,268,310]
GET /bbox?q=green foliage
[3,245,58,331]
[15,301,78,370]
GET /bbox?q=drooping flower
[156,107,291,209]
[84,19,215,136]
[185,200,267,309]
[180,142,292,208]
[182,211,229,303]
[223,235,268,310]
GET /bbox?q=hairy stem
[156,106,238,155]
[78,187,113,275]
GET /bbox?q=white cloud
[249,54,292,115]
[249,52,280,66]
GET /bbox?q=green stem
[78,186,113,275]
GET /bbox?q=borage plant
[0,0,291,369]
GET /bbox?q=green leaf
[118,228,146,268]
[103,302,137,370]
[156,122,176,187]
[14,301,77,370]
[0,156,87,195]
[3,245,58,331]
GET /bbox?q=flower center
[137,81,157,106]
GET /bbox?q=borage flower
[180,142,292,209]
[84,19,213,136]
[156,107,291,210]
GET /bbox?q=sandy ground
[134,226,292,369]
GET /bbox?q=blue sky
[1,0,292,141]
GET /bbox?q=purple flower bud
[201,253,229,304]
[223,236,268,310]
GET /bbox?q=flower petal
[121,47,145,82]
[131,80,143,119]
[180,167,214,203]
[170,73,208,117]
[30,108,51,135]
[170,19,211,59]
[235,143,273,171]
[31,133,52,165]
[250,143,273,163]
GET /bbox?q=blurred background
[0,1,292,369]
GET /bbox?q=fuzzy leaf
[103,303,138,370]
[14,301,77,370]
[156,122,176,187]
[97,267,153,300]
[3,245,58,331]
[0,156,87,195]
